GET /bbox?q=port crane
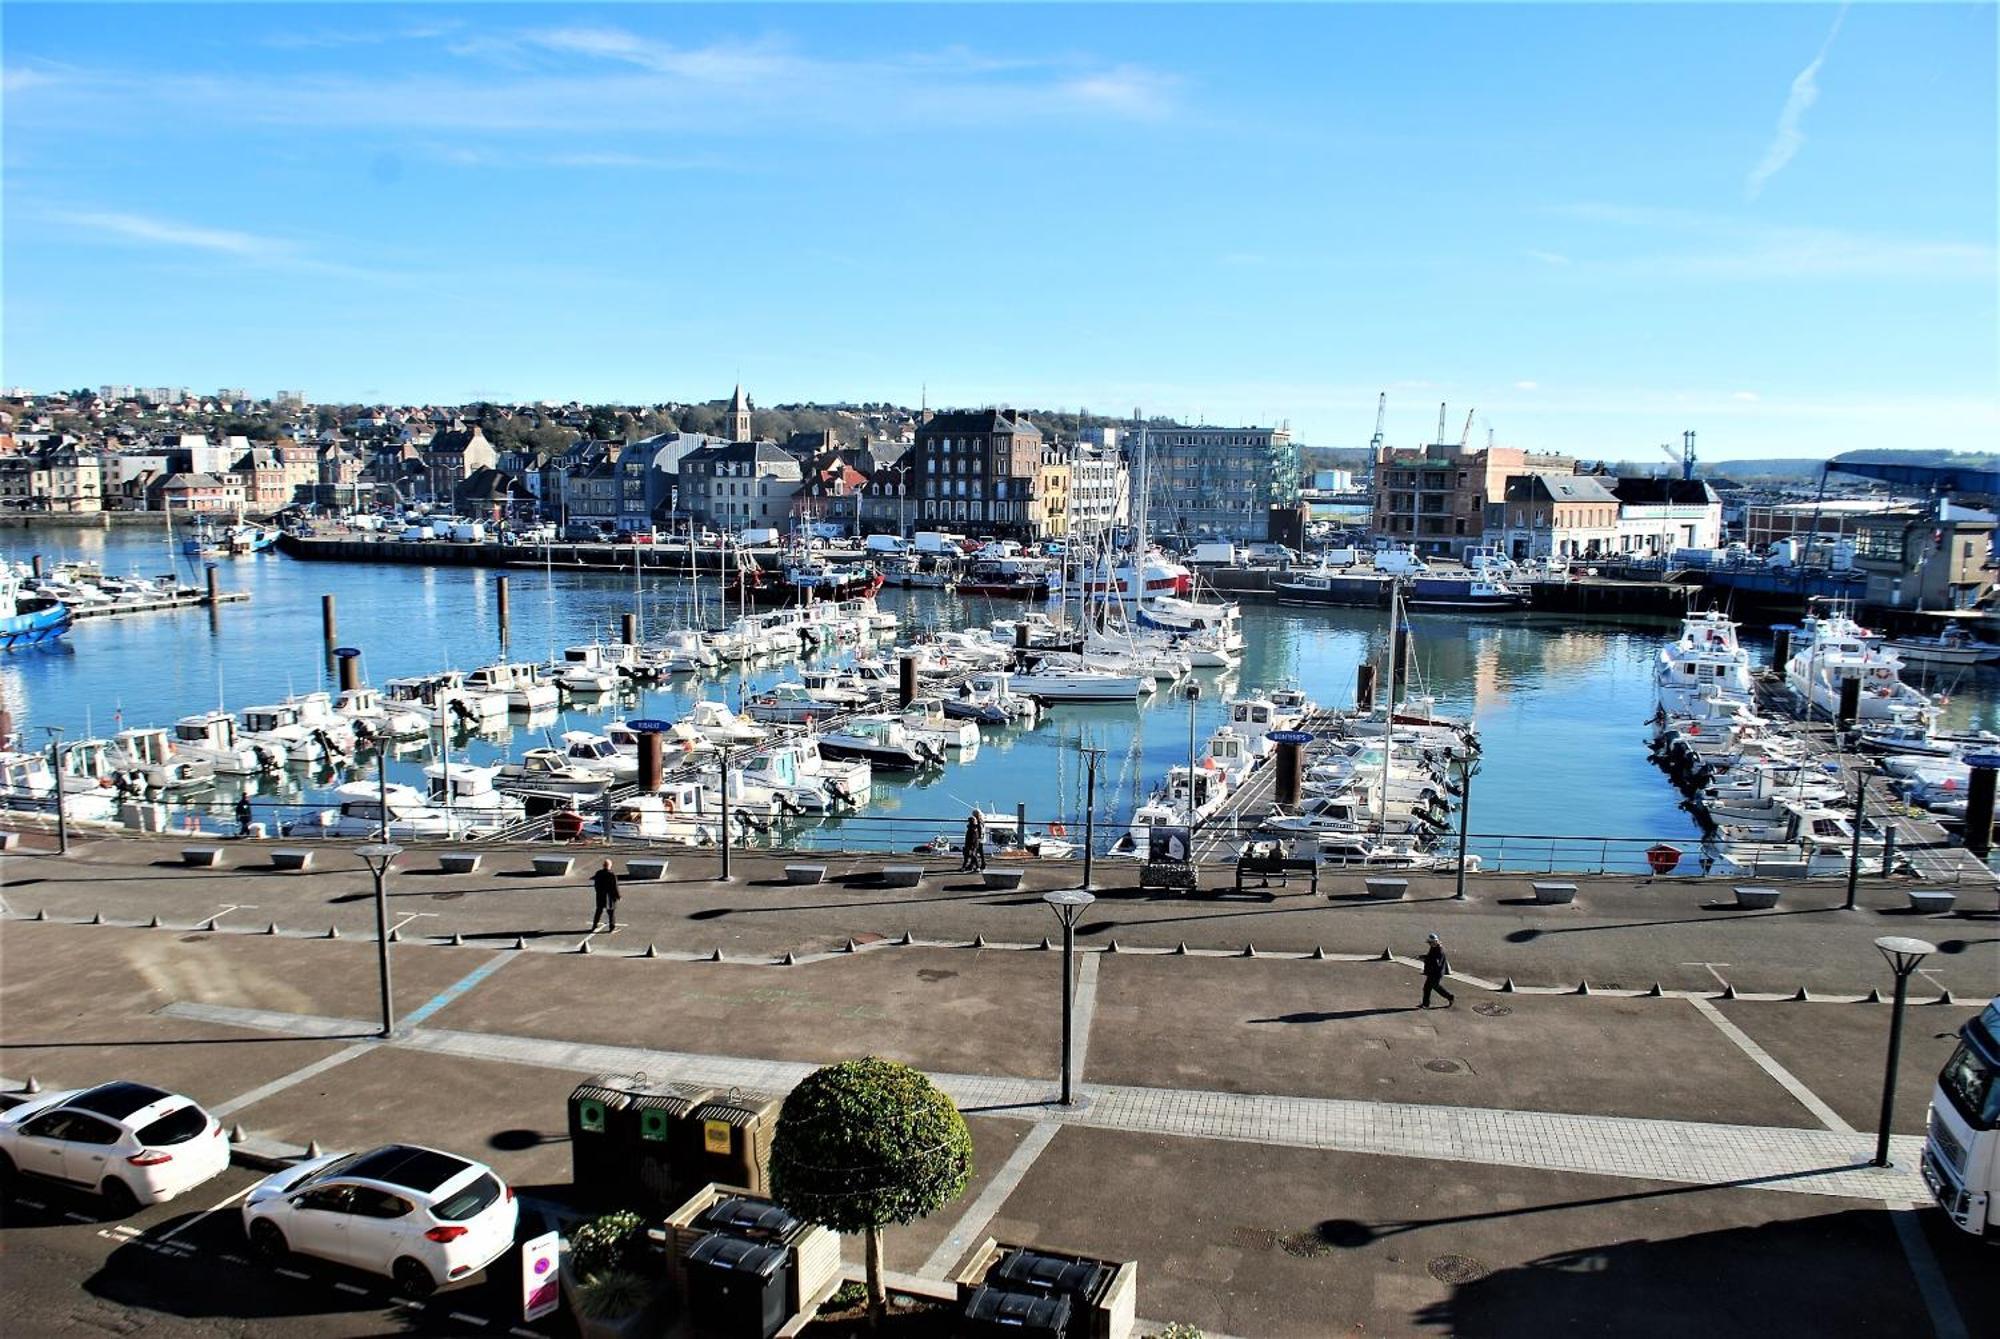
[1459,410,1477,448]
[1658,430,1697,480]
[1369,392,1387,452]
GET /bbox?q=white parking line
[110,1224,142,1238]
[449,1313,490,1327]
[333,1282,368,1295]
[63,1210,93,1222]
[275,1266,310,1280]
[18,1197,47,1209]
[220,1253,248,1265]
[512,1329,543,1338]
[154,1183,254,1244]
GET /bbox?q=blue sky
[3,3,1994,459]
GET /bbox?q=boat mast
[1381,582,1398,838]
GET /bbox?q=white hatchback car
[0,1080,230,1210]
[242,1143,519,1296]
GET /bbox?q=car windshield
[432,1173,502,1222]
[135,1105,208,1146]
[1939,1039,1999,1131]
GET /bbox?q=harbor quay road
[1,830,1995,1337]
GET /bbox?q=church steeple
[726,384,753,443]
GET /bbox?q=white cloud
[1514,380,1540,391]
[1732,390,1761,402]
[1746,5,1848,199]
[59,211,290,259]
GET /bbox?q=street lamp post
[1079,745,1104,892]
[1453,754,1480,900]
[717,746,734,882]
[1871,935,1936,1168]
[43,726,68,856]
[1184,682,1201,842]
[1043,888,1097,1106]
[355,842,404,1037]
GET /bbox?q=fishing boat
[957,557,1063,599]
[0,748,120,822]
[1783,611,1937,726]
[743,559,884,606]
[680,700,769,747]
[1884,619,2000,666]
[743,682,834,726]
[1271,566,1379,607]
[1406,575,1529,610]
[0,571,72,650]
[559,731,640,781]
[1656,610,1755,719]
[172,710,273,774]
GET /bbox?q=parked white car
[243,1143,519,1296]
[0,1081,229,1210]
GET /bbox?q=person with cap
[589,858,622,934]
[1419,932,1454,1009]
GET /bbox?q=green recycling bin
[629,1080,715,1213]
[568,1076,635,1207]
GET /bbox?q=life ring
[1050,822,1067,837]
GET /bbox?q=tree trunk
[866,1225,887,1320]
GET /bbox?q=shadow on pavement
[1249,1007,1414,1024]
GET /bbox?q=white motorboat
[239,702,351,767]
[587,783,719,845]
[108,726,216,792]
[173,710,272,775]
[560,731,640,781]
[732,743,842,813]
[681,700,768,747]
[385,672,510,726]
[1262,792,1445,838]
[496,748,614,796]
[291,781,477,840]
[422,762,529,833]
[899,698,980,753]
[945,672,1039,726]
[333,687,430,742]
[1884,624,2000,666]
[0,750,120,822]
[1203,726,1257,787]
[281,692,359,751]
[648,627,718,670]
[743,682,836,726]
[799,668,872,708]
[1656,610,1755,718]
[1313,832,1473,871]
[817,715,946,771]
[1226,695,1288,758]
[466,661,561,712]
[1784,611,1937,726]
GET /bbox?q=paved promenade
[1,833,1995,1336]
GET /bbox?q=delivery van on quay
[1923,995,2000,1239]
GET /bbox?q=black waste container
[960,1285,1073,1339]
[697,1195,802,1243]
[567,1076,634,1207]
[685,1231,792,1339]
[992,1246,1110,1304]
[628,1080,713,1213]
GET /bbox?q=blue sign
[1268,729,1316,746]
[331,646,361,658]
[627,718,671,732]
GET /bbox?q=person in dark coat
[589,859,622,934]
[1420,932,1455,1009]
[960,811,986,872]
[235,794,254,837]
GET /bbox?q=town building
[1031,451,1072,539]
[677,441,803,531]
[726,385,753,444]
[1373,442,1575,558]
[912,409,1046,535]
[1485,473,1621,560]
[1849,503,1996,609]
[622,431,723,529]
[855,449,913,535]
[1608,478,1724,558]
[1063,443,1128,535]
[1137,422,1301,541]
[421,424,497,504]
[153,472,245,514]
[1742,498,1917,554]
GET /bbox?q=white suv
[0,1081,230,1211]
[243,1143,519,1296]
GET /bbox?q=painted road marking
[154,1183,255,1243]
[921,1120,1061,1278]
[212,1042,375,1118]
[450,1311,490,1326]
[275,1266,310,1280]
[387,910,438,937]
[401,952,518,1028]
[1886,1198,1969,1339]
[333,1282,368,1295]
[1681,961,1733,988]
[1689,998,1855,1134]
[110,1224,141,1238]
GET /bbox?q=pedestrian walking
[960,810,986,872]
[235,794,254,838]
[590,859,622,934]
[1419,932,1455,1009]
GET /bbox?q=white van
[1187,542,1239,566]
[864,534,908,555]
[1372,546,1429,575]
[737,527,781,547]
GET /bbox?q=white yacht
[422,762,529,832]
[466,661,561,712]
[899,698,980,753]
[1784,612,1937,725]
[0,749,120,821]
[559,731,640,781]
[496,748,614,796]
[1656,610,1754,718]
[1007,659,1145,703]
[109,726,215,792]
[173,710,272,775]
[680,700,769,747]
[333,686,430,742]
[946,672,1040,726]
[292,781,476,840]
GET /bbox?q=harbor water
[10,528,1995,871]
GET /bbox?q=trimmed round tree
[770,1057,974,1312]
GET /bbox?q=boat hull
[0,600,73,650]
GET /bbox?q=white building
[1610,478,1724,558]
[1064,443,1128,534]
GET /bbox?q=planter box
[784,864,826,886]
[270,849,314,872]
[559,1249,664,1339]
[181,846,224,868]
[1907,889,1957,915]
[1733,886,1781,910]
[982,869,1026,890]
[1532,881,1578,905]
[439,853,482,875]
[878,865,925,889]
[626,858,669,882]
[951,1237,1136,1339]
[1363,877,1408,901]
[532,855,575,878]
[663,1183,842,1326]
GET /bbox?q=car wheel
[392,1257,437,1298]
[248,1218,289,1262]
[99,1178,139,1216]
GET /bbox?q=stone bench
[530,854,575,878]
[1907,889,1957,915]
[269,849,314,872]
[1733,885,1781,910]
[1363,877,1408,901]
[785,864,827,886]
[877,865,925,889]
[626,858,670,882]
[981,868,1026,891]
[0,832,20,852]
[1532,881,1578,905]
[438,852,482,876]
[181,846,224,869]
